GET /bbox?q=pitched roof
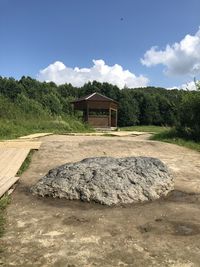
[72,92,118,103]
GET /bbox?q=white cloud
[168,81,198,91]
[180,81,198,91]
[141,28,200,76]
[37,59,149,88]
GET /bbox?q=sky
[0,0,200,89]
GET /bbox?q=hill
[0,76,199,140]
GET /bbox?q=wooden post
[115,109,118,127]
[86,103,89,123]
[109,107,111,127]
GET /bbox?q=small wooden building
[72,92,118,128]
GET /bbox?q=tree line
[0,76,199,140]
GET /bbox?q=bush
[16,93,49,118]
[177,93,200,141]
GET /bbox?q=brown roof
[72,92,118,103]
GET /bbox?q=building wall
[88,116,109,127]
[73,100,117,111]
[73,99,118,128]
[87,101,118,110]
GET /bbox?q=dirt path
[1,134,200,267]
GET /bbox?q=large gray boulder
[31,157,174,205]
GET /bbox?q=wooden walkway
[0,140,41,149]
[0,141,41,197]
[19,133,52,139]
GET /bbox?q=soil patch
[1,134,200,266]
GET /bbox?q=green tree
[118,92,139,126]
[177,92,200,141]
[16,93,49,118]
[42,93,63,115]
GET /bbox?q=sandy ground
[1,134,200,267]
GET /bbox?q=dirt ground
[1,134,200,267]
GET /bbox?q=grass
[0,195,10,238]
[151,128,200,152]
[120,125,169,133]
[120,125,200,152]
[17,150,35,176]
[0,116,93,140]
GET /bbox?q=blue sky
[0,0,200,89]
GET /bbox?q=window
[89,109,109,116]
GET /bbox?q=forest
[0,76,199,141]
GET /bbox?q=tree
[118,92,139,126]
[16,93,49,118]
[42,93,63,115]
[196,80,200,91]
[177,92,200,141]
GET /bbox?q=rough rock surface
[31,157,174,205]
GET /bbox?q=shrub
[177,92,200,141]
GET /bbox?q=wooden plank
[0,176,19,198]
[0,138,42,197]
[0,148,30,178]
[0,141,41,149]
[19,133,52,139]
[0,175,19,189]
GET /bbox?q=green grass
[121,125,200,152]
[0,195,10,238]
[151,129,200,152]
[120,125,169,133]
[0,116,93,140]
[17,150,35,176]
